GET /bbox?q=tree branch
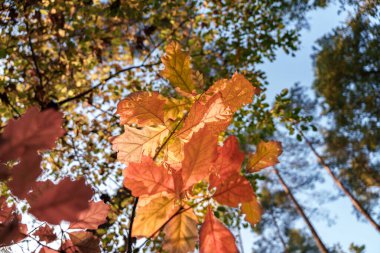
[58,62,160,106]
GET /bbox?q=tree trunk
[298,129,380,233]
[274,168,329,253]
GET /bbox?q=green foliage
[312,4,380,211]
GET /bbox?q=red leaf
[211,136,245,180]
[0,106,64,163]
[123,156,175,197]
[8,151,42,198]
[210,173,254,207]
[66,231,100,253]
[181,126,218,190]
[27,178,93,224]
[199,208,239,253]
[0,214,27,247]
[0,107,64,197]
[69,201,110,230]
[0,197,14,223]
[34,224,57,243]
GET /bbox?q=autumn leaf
[178,93,232,141]
[181,126,218,190]
[163,96,192,122]
[123,156,175,197]
[68,231,100,253]
[241,197,262,227]
[247,141,283,172]
[210,173,255,208]
[0,214,27,247]
[163,208,198,253]
[117,91,166,126]
[206,72,260,113]
[8,151,42,199]
[132,194,179,238]
[211,136,245,179]
[111,124,169,164]
[0,107,64,164]
[0,197,14,223]
[27,178,93,224]
[199,207,239,253]
[69,201,110,230]
[161,41,196,94]
[34,224,57,243]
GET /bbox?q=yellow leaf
[241,197,262,227]
[247,141,282,172]
[161,41,196,94]
[163,208,198,253]
[111,125,169,164]
[162,96,192,122]
[132,194,179,238]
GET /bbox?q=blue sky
[245,3,380,253]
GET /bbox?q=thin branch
[58,62,160,106]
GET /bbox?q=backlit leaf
[181,126,218,190]
[161,41,196,94]
[132,194,179,238]
[69,201,110,230]
[206,72,260,113]
[117,91,166,126]
[199,208,238,253]
[123,156,174,197]
[210,173,254,208]
[111,125,169,164]
[178,93,232,141]
[241,197,262,227]
[211,136,245,180]
[247,141,283,172]
[163,208,198,253]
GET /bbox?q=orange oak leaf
[132,194,179,238]
[247,141,283,172]
[117,91,166,126]
[111,124,169,164]
[163,207,198,253]
[211,136,245,180]
[27,178,93,224]
[181,126,218,190]
[161,41,196,94]
[69,201,110,230]
[210,173,255,208]
[34,224,57,243]
[199,208,239,253]
[123,156,174,197]
[241,197,262,227]
[0,213,27,247]
[206,72,260,113]
[178,93,232,141]
[68,231,100,253]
